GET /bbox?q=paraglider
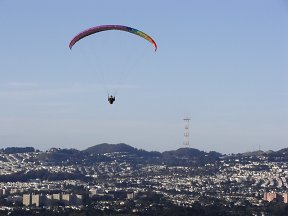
[69,25,157,104]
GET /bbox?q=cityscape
[0,144,288,215]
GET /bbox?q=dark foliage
[2,147,35,154]
[0,169,92,182]
[161,148,222,166]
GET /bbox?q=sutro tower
[183,116,191,147]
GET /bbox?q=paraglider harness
[108,95,115,104]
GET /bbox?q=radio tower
[183,116,191,147]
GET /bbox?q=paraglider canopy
[69,25,157,104]
[69,25,157,51]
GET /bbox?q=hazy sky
[0,0,287,153]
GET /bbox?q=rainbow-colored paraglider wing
[69,25,157,51]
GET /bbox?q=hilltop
[82,143,138,154]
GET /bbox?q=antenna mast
[183,116,191,147]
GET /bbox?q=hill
[83,143,138,154]
[1,147,35,154]
[30,143,223,166]
[162,148,222,166]
[9,143,288,166]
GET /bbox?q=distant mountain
[238,148,288,160]
[240,150,266,157]
[83,143,138,154]
[227,148,288,162]
[81,144,223,166]
[162,148,222,158]
[275,148,288,155]
[6,143,288,165]
[83,143,161,160]
[1,147,35,154]
[162,148,222,166]
[163,148,204,158]
[265,150,275,154]
[267,148,288,162]
[35,148,83,164]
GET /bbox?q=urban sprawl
[0,145,287,215]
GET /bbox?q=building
[283,193,288,204]
[127,191,134,199]
[0,189,6,196]
[21,193,84,207]
[62,194,72,205]
[10,188,19,194]
[52,193,62,201]
[263,192,283,202]
[89,187,104,197]
[62,193,83,206]
[31,194,44,207]
[23,194,31,206]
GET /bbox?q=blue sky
[0,0,287,153]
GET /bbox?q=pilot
[108,95,115,104]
